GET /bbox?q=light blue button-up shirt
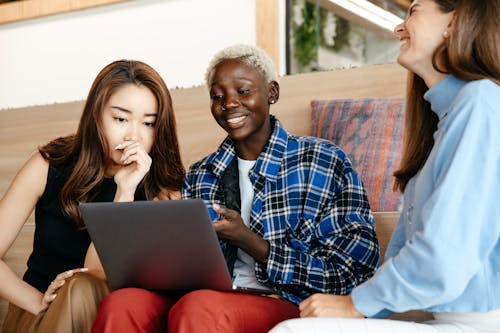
[352,76,500,317]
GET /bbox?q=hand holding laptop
[212,203,270,265]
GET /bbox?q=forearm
[84,243,106,280]
[113,188,135,202]
[0,259,44,315]
[234,228,270,264]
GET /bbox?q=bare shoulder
[19,152,49,184]
[4,151,49,200]
[0,152,49,254]
[25,151,49,168]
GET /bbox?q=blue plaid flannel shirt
[182,117,379,304]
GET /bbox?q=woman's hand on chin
[113,140,152,201]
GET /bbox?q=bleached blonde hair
[205,44,278,87]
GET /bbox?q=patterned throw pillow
[310,98,405,211]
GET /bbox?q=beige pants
[2,273,110,333]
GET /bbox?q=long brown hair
[39,60,185,227]
[394,0,500,192]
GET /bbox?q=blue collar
[424,75,466,120]
[203,115,289,182]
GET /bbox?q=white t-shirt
[232,157,272,291]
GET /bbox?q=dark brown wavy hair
[39,60,185,227]
[394,0,500,192]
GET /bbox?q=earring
[442,30,449,38]
[270,100,275,104]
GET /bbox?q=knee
[98,288,146,314]
[65,272,97,288]
[65,273,109,299]
[269,321,292,333]
[170,289,219,316]
[98,288,172,317]
[168,290,226,329]
[93,289,171,332]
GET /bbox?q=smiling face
[101,83,158,175]
[394,0,454,84]
[208,59,278,159]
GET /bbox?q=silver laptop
[79,199,271,294]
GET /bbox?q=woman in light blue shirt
[270,0,500,332]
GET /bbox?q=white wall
[0,0,257,110]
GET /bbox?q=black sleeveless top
[23,163,117,292]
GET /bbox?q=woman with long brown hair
[271,0,500,332]
[0,59,185,332]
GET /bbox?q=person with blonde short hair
[91,44,379,333]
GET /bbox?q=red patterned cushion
[310,98,404,211]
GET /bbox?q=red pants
[91,288,299,333]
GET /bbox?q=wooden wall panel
[0,0,126,25]
[255,0,280,73]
